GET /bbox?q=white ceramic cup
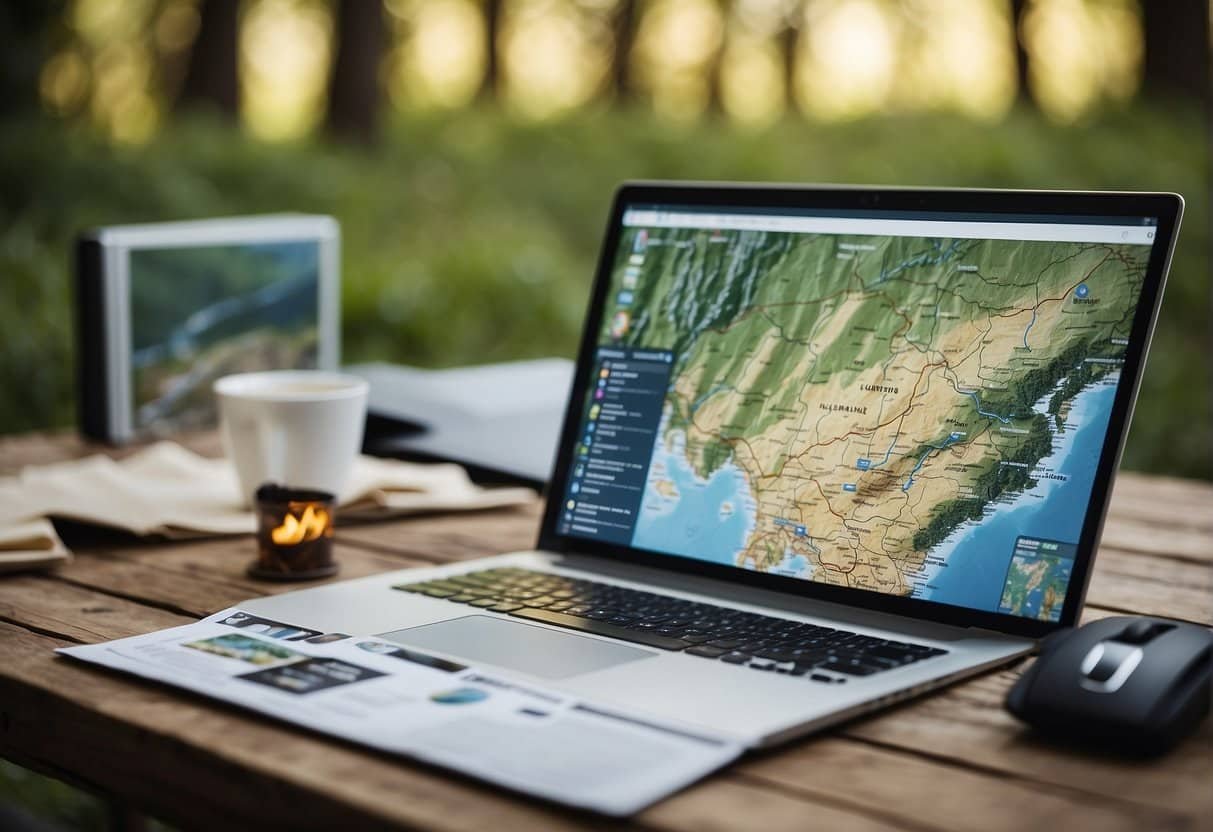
[214,370,369,507]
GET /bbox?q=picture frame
[75,214,340,443]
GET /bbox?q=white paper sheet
[58,608,741,816]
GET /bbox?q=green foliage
[0,760,108,830]
[699,436,736,479]
[985,340,1089,418]
[912,414,1052,552]
[0,106,1208,479]
[913,495,983,552]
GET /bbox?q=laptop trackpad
[380,615,656,680]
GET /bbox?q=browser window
[557,203,1158,622]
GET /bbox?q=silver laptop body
[246,183,1181,747]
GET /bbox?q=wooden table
[1,431,1211,831]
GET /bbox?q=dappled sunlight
[634,0,724,121]
[387,0,484,110]
[718,0,799,125]
[240,0,333,140]
[40,50,91,117]
[152,0,201,54]
[799,0,897,121]
[734,0,797,38]
[45,0,161,141]
[721,34,787,126]
[893,0,1016,121]
[501,0,612,119]
[37,0,1159,137]
[1023,0,1142,122]
[90,42,160,142]
[72,0,155,43]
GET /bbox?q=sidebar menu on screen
[558,347,673,544]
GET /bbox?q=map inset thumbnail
[998,537,1076,622]
[601,218,1148,617]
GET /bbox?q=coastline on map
[914,373,1119,612]
[770,551,813,579]
[632,405,758,567]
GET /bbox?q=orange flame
[271,505,330,545]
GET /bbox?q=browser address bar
[621,209,1156,246]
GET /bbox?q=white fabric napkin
[0,442,535,568]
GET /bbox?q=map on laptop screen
[558,204,1158,622]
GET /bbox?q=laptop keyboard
[393,567,948,683]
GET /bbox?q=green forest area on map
[605,224,1147,598]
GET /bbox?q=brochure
[58,608,742,816]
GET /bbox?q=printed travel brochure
[58,608,742,815]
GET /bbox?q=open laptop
[244,183,1182,746]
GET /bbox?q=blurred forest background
[0,0,1210,483]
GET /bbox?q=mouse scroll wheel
[1080,641,1144,692]
[1085,647,1123,682]
[1119,620,1172,644]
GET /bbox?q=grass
[0,104,1208,479]
[0,760,109,830]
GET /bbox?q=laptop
[244,183,1182,746]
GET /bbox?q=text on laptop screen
[557,204,1159,622]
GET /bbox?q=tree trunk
[177,0,239,118]
[782,4,801,113]
[480,0,503,100]
[705,0,729,113]
[326,0,385,143]
[612,0,637,99]
[0,1,66,118]
[1010,0,1034,109]
[1142,0,1210,106]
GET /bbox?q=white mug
[214,371,368,507]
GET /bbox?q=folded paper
[0,518,71,573]
[0,443,534,569]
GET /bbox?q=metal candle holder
[250,484,339,581]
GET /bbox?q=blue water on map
[773,553,810,578]
[922,379,1118,612]
[633,423,756,567]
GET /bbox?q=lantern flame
[271,505,330,545]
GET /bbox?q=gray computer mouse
[1006,615,1213,755]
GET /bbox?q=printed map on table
[605,225,1148,619]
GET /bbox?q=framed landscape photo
[76,215,340,442]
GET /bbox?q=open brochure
[58,608,742,816]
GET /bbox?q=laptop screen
[553,198,1164,624]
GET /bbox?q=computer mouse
[1005,615,1213,755]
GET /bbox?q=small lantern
[250,484,338,581]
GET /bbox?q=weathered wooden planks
[1,430,1211,830]
[0,576,1205,831]
[737,736,1194,831]
[835,669,1213,819]
[0,574,192,643]
[1084,547,1213,623]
